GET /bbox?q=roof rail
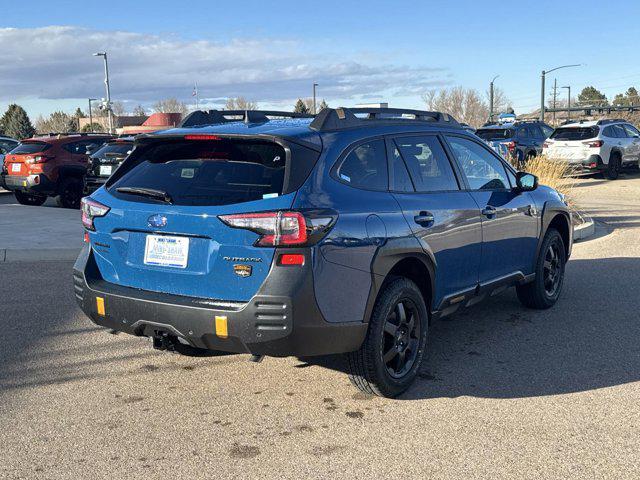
[596,118,626,125]
[180,109,313,128]
[309,107,459,132]
[34,132,113,138]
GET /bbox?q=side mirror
[516,172,538,192]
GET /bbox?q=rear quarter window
[334,139,388,191]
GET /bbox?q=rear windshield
[551,127,599,141]
[10,142,51,154]
[92,142,133,160]
[476,128,514,140]
[109,139,288,206]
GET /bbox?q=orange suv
[1,133,112,208]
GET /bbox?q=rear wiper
[116,187,173,204]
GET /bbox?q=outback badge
[234,264,252,278]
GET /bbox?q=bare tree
[423,87,489,128]
[35,111,77,134]
[152,98,189,115]
[132,105,146,116]
[225,97,258,110]
[111,101,127,116]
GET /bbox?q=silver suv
[543,119,640,180]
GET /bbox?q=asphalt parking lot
[1,172,639,479]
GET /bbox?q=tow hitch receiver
[152,331,179,352]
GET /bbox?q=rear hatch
[88,141,134,178]
[4,141,52,176]
[476,127,515,155]
[88,134,319,302]
[545,126,599,160]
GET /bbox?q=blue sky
[2,0,640,118]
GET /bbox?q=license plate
[11,163,21,173]
[99,165,113,176]
[144,235,189,268]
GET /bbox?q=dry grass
[508,154,576,203]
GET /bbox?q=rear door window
[335,140,388,191]
[612,125,628,138]
[389,145,414,192]
[393,136,459,192]
[623,124,640,138]
[109,139,289,206]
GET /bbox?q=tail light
[219,210,336,247]
[506,141,517,151]
[583,140,603,148]
[184,134,222,141]
[81,197,110,231]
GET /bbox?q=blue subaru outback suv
[73,107,572,397]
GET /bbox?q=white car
[543,119,640,180]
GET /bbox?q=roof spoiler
[309,107,459,132]
[179,109,314,128]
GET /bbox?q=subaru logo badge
[148,214,167,228]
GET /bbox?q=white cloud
[0,26,451,110]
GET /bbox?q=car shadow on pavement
[2,258,638,402]
[305,257,640,401]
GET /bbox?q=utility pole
[540,64,581,121]
[562,86,571,123]
[93,52,113,134]
[489,75,499,122]
[88,98,97,133]
[312,82,318,114]
[552,79,558,126]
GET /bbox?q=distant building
[78,113,182,135]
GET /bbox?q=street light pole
[93,52,113,134]
[88,98,97,133]
[312,82,318,115]
[562,86,571,123]
[552,79,557,125]
[540,64,581,122]
[489,75,500,122]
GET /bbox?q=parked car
[1,133,112,207]
[0,136,19,163]
[73,108,571,397]
[84,137,135,194]
[543,119,640,180]
[476,120,554,167]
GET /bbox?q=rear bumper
[1,174,56,194]
[72,245,367,357]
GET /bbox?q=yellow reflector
[215,315,228,338]
[22,181,27,187]
[96,297,105,316]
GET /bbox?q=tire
[56,177,83,209]
[516,228,566,309]
[345,277,429,398]
[606,152,621,180]
[14,191,47,206]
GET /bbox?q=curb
[573,215,596,241]
[1,248,81,263]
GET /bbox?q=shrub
[508,154,576,203]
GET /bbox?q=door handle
[414,211,435,226]
[482,205,497,218]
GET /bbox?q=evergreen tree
[3,105,35,139]
[0,104,19,135]
[577,86,608,107]
[293,98,309,114]
[318,99,329,111]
